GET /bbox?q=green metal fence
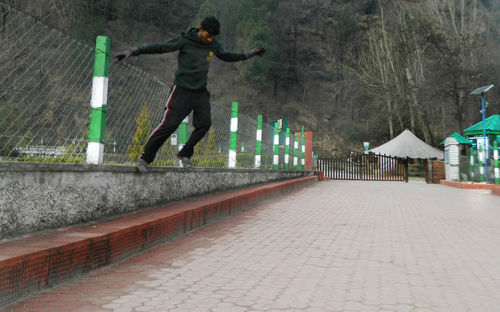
[459,147,499,183]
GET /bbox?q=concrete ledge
[0,162,313,238]
[440,180,500,196]
[0,175,317,307]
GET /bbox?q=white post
[255,115,262,169]
[444,137,459,181]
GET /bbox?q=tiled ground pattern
[0,176,316,307]
[3,181,500,312]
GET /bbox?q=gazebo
[369,130,444,182]
[370,129,443,159]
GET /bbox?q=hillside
[8,0,500,156]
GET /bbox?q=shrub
[128,104,152,162]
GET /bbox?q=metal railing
[318,153,406,181]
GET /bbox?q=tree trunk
[406,67,431,143]
[454,89,464,132]
[386,99,394,139]
[441,102,447,136]
[396,110,404,133]
[407,96,416,133]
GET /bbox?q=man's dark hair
[201,16,220,36]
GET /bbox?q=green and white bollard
[284,128,290,170]
[273,122,279,170]
[178,116,189,166]
[479,145,485,182]
[494,141,499,184]
[470,148,475,181]
[255,115,262,169]
[294,133,299,170]
[228,102,238,168]
[301,125,305,170]
[86,36,110,165]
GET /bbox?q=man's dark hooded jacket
[138,28,246,90]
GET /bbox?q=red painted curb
[0,176,317,307]
[314,171,331,181]
[439,179,498,190]
[440,180,500,196]
[492,186,500,196]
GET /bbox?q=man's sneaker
[176,154,193,169]
[136,159,149,173]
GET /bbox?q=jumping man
[114,16,265,172]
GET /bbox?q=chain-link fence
[0,2,301,169]
[0,2,94,161]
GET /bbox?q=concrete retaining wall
[0,162,313,238]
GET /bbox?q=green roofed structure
[463,114,500,151]
[463,114,500,136]
[440,132,471,145]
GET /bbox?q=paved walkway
[3,181,500,312]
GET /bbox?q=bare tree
[420,0,487,133]
[353,3,409,139]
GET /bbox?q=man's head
[198,16,220,44]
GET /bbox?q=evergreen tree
[192,127,224,167]
[128,104,152,162]
[194,127,217,156]
[235,0,281,84]
[155,136,177,165]
[194,0,217,27]
[71,1,108,43]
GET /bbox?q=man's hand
[113,47,140,62]
[244,47,266,59]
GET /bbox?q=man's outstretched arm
[213,42,265,62]
[114,37,183,62]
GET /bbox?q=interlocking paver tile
[2,181,500,311]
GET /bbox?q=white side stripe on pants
[149,85,177,139]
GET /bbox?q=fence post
[301,125,305,170]
[86,36,110,165]
[494,141,499,184]
[178,116,189,166]
[228,102,238,168]
[284,128,290,170]
[304,131,313,170]
[294,133,299,170]
[297,132,302,170]
[470,148,475,181]
[404,157,409,183]
[479,145,484,182]
[273,122,279,170]
[255,115,262,169]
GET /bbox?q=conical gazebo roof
[369,130,443,159]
